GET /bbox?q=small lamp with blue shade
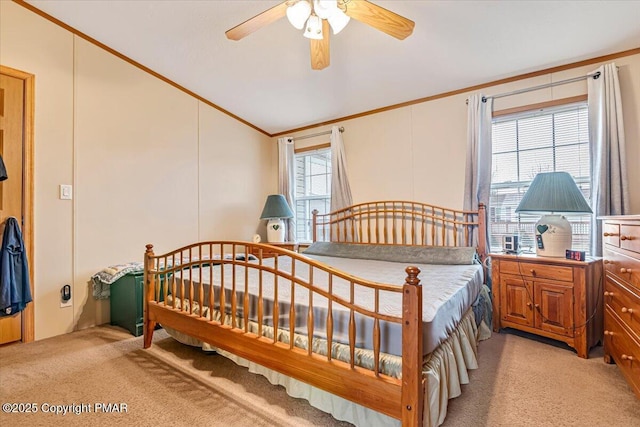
[260,194,294,243]
[515,172,592,257]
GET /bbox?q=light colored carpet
[0,326,349,427]
[443,330,640,426]
[0,325,638,426]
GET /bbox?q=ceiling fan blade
[344,0,415,40]
[225,1,289,41]
[310,20,330,70]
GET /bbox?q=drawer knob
[604,260,613,265]
[526,302,533,309]
[534,303,540,309]
[529,269,536,276]
[604,291,613,297]
[603,232,618,237]
[604,330,614,336]
[621,354,635,361]
[620,268,631,274]
[621,307,634,314]
[620,235,633,241]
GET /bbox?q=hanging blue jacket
[0,154,7,181]
[0,217,32,316]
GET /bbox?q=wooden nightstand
[491,253,603,358]
[250,242,299,258]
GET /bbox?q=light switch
[60,184,73,200]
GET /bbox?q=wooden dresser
[491,253,602,358]
[601,215,640,399]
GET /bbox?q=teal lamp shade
[516,172,592,257]
[260,195,294,243]
[260,195,294,219]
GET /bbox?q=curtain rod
[483,71,601,102]
[465,71,602,104]
[290,126,344,141]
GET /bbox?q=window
[294,148,331,242]
[490,102,591,253]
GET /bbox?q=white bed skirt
[163,308,490,427]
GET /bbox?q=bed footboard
[143,242,424,425]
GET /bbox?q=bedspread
[169,254,483,356]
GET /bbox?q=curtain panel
[330,126,353,211]
[463,94,493,251]
[278,137,296,242]
[588,62,630,256]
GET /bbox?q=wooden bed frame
[143,201,486,426]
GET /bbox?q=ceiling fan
[225,0,415,70]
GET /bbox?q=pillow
[302,242,477,265]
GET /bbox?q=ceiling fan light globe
[286,0,312,30]
[313,0,338,20]
[303,15,323,40]
[327,9,350,34]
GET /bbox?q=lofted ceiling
[21,0,640,135]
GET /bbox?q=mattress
[170,253,483,356]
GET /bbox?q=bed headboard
[311,201,487,261]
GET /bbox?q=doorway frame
[1,65,35,343]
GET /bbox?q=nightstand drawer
[605,276,640,341]
[500,260,574,282]
[250,243,298,258]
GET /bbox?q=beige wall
[0,2,275,340]
[284,53,640,214]
[198,103,275,241]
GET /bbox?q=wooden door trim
[0,65,35,343]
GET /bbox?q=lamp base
[535,214,572,258]
[266,218,286,243]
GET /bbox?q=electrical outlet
[60,284,72,308]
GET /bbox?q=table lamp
[515,172,592,257]
[260,194,294,243]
